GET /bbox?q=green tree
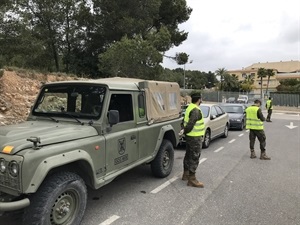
[276,79,300,93]
[98,35,163,80]
[215,68,228,90]
[265,68,275,96]
[221,74,240,91]
[175,52,189,65]
[96,0,192,77]
[0,0,93,73]
[240,74,254,93]
[257,68,267,99]
[0,0,192,78]
[205,71,218,88]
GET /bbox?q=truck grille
[0,172,21,192]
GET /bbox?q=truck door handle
[131,135,136,140]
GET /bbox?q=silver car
[179,103,229,148]
[200,103,229,148]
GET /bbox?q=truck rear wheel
[23,171,87,225]
[151,139,174,178]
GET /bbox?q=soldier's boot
[187,173,204,188]
[182,170,189,181]
[260,151,271,160]
[250,150,257,159]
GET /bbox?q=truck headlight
[0,158,6,173]
[8,161,19,177]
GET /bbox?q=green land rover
[0,77,182,225]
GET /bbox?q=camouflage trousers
[183,136,202,173]
[267,109,272,121]
[249,129,266,151]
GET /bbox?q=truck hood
[0,121,98,154]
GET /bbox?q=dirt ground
[0,70,77,126]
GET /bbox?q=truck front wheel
[23,171,87,225]
[151,139,174,178]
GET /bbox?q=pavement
[268,106,300,114]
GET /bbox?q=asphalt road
[1,112,300,225]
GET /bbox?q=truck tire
[151,139,174,178]
[23,171,87,225]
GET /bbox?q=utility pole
[183,60,193,90]
[183,64,186,90]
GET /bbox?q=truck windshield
[32,84,106,120]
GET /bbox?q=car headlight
[8,161,19,177]
[0,158,6,173]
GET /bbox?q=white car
[237,95,248,104]
[200,103,229,148]
[179,103,230,148]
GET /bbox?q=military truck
[0,77,182,225]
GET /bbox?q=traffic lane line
[150,176,179,194]
[150,158,208,194]
[99,215,120,225]
[228,139,236,143]
[199,157,207,164]
[214,147,224,153]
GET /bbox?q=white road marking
[150,158,207,194]
[246,130,249,132]
[214,147,224,153]
[229,139,236,143]
[238,133,244,137]
[150,176,179,194]
[99,215,120,225]
[199,157,207,164]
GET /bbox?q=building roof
[245,60,300,73]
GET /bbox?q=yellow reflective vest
[183,103,205,137]
[246,106,264,130]
[266,100,273,110]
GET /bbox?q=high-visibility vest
[183,103,205,136]
[266,100,273,110]
[246,106,264,130]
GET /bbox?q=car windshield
[32,84,106,120]
[222,106,244,114]
[200,105,209,118]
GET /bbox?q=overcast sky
[162,0,300,73]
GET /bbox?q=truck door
[104,93,138,174]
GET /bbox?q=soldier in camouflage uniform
[265,97,273,122]
[246,99,271,160]
[181,92,205,188]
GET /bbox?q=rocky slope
[0,70,77,126]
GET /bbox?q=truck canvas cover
[139,80,181,123]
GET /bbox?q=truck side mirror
[108,110,119,126]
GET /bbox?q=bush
[0,69,4,78]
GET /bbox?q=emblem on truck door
[118,138,126,155]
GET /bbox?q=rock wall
[0,70,77,126]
